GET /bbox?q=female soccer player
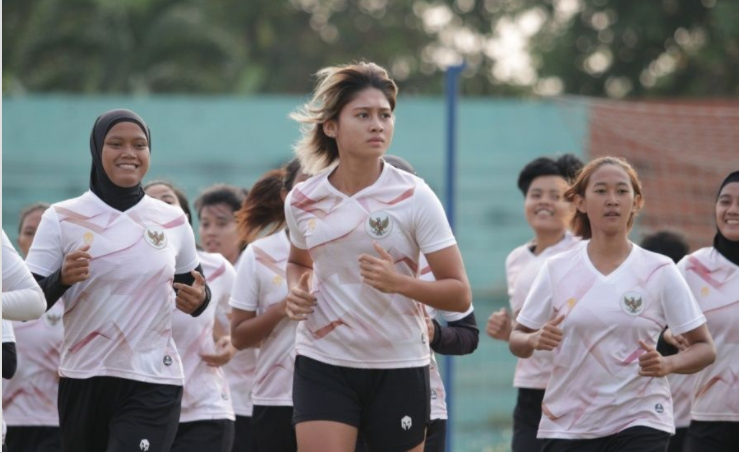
[193,183,257,451]
[679,171,739,451]
[486,155,582,452]
[25,109,210,451]
[230,159,307,452]
[144,181,236,452]
[510,156,716,452]
[3,203,65,452]
[284,62,472,452]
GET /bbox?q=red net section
[561,97,739,250]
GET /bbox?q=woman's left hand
[359,242,404,294]
[200,336,236,367]
[173,270,206,314]
[638,340,673,377]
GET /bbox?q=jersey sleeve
[660,263,706,336]
[23,208,64,277]
[412,182,456,255]
[3,231,28,287]
[284,190,307,250]
[516,262,554,330]
[174,221,200,275]
[229,245,260,312]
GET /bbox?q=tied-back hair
[290,61,398,176]
[564,156,644,239]
[18,202,51,232]
[517,154,584,196]
[236,159,303,244]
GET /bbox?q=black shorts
[667,426,687,452]
[232,415,255,452]
[58,376,182,452]
[4,425,62,452]
[292,355,430,452]
[512,387,545,452]
[542,426,670,452]
[252,405,297,452]
[170,419,234,452]
[685,420,739,451]
[424,419,447,452]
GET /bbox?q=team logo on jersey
[221,392,229,401]
[139,439,150,451]
[401,415,412,431]
[44,312,62,327]
[163,355,173,366]
[701,286,710,298]
[431,389,437,400]
[567,297,577,309]
[83,231,94,245]
[144,226,167,249]
[365,211,392,239]
[421,331,427,344]
[308,218,317,232]
[621,291,645,315]
[273,275,284,286]
[655,403,664,414]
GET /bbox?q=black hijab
[714,171,739,266]
[89,109,151,212]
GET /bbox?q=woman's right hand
[286,272,316,321]
[529,314,565,351]
[60,245,92,286]
[487,307,512,341]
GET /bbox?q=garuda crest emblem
[365,211,393,239]
[144,226,167,249]
[621,291,645,315]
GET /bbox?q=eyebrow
[592,181,629,186]
[106,135,147,141]
[351,106,391,111]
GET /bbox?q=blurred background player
[486,154,582,452]
[3,202,64,452]
[145,181,237,452]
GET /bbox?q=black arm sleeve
[656,327,679,357]
[429,311,480,356]
[33,270,71,311]
[173,264,211,318]
[3,342,18,379]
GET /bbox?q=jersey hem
[3,419,59,427]
[513,379,548,389]
[58,367,184,386]
[252,397,293,406]
[537,420,675,439]
[691,413,739,422]
[296,349,431,369]
[179,412,236,423]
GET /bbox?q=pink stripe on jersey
[207,262,226,282]
[253,247,287,278]
[312,319,350,340]
[291,187,339,219]
[686,256,724,289]
[69,330,110,354]
[420,266,431,276]
[54,207,106,233]
[162,215,187,229]
[394,255,419,274]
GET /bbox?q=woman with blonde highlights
[510,156,715,451]
[284,62,471,452]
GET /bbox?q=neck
[224,248,240,265]
[329,157,383,197]
[533,230,566,255]
[588,229,631,257]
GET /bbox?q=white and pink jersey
[678,247,739,422]
[285,162,456,369]
[224,251,258,417]
[172,251,235,422]
[230,231,296,407]
[2,303,64,427]
[25,192,200,386]
[517,242,706,439]
[506,232,581,389]
[667,373,695,429]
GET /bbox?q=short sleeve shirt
[284,162,456,368]
[517,242,706,439]
[25,192,200,386]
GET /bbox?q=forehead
[106,121,147,139]
[344,87,392,110]
[589,164,631,185]
[528,175,568,191]
[145,184,177,199]
[719,182,739,197]
[200,203,236,219]
[21,209,44,227]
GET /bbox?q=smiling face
[101,121,150,188]
[323,87,394,162]
[524,175,573,235]
[717,182,739,241]
[575,164,641,237]
[17,208,44,257]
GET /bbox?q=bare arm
[638,324,716,377]
[231,303,288,350]
[285,245,316,321]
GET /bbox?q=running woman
[193,184,257,452]
[384,154,480,453]
[25,109,211,452]
[144,181,236,452]
[230,159,307,452]
[3,203,65,452]
[639,231,692,452]
[486,155,583,452]
[680,171,739,451]
[510,156,716,452]
[285,62,472,452]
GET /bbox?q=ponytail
[235,169,288,244]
